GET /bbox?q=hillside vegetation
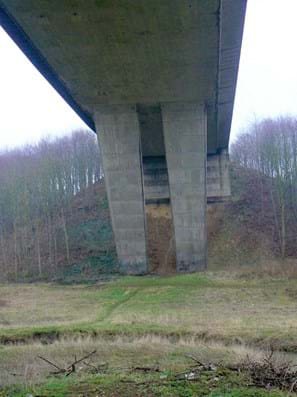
[1,148,296,282]
[1,118,297,281]
[2,118,297,395]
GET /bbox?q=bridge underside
[0,0,246,274]
[95,103,230,274]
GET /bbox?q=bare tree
[231,116,297,258]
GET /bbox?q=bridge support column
[207,149,231,202]
[162,103,207,272]
[95,105,147,274]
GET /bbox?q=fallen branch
[37,355,63,372]
[243,349,297,392]
[132,366,161,373]
[68,350,97,369]
[185,354,207,368]
[83,360,107,373]
[37,350,97,376]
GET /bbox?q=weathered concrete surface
[0,0,247,154]
[94,105,147,274]
[0,1,247,273]
[207,149,231,201]
[138,105,165,158]
[217,1,247,149]
[142,157,170,204]
[142,154,231,204]
[162,103,207,272]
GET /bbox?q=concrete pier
[96,102,209,273]
[95,103,232,273]
[162,103,207,272]
[1,1,247,274]
[95,105,147,274]
[207,149,231,202]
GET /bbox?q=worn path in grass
[1,272,297,395]
[1,272,297,349]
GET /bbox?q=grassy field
[1,270,297,395]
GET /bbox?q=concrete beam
[207,149,231,202]
[94,105,147,274]
[217,0,247,149]
[0,1,246,155]
[162,102,207,272]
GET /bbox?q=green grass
[1,272,297,349]
[1,370,291,397]
[1,271,297,395]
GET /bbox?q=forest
[231,116,297,258]
[0,116,297,281]
[2,118,297,396]
[0,130,103,281]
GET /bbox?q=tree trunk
[47,214,53,271]
[280,199,286,259]
[36,222,42,277]
[0,226,7,275]
[53,226,58,270]
[269,183,282,256]
[13,221,18,281]
[61,207,70,264]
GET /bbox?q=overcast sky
[1,0,297,149]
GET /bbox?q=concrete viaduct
[0,0,247,274]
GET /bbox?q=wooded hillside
[0,117,297,282]
[0,131,107,281]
